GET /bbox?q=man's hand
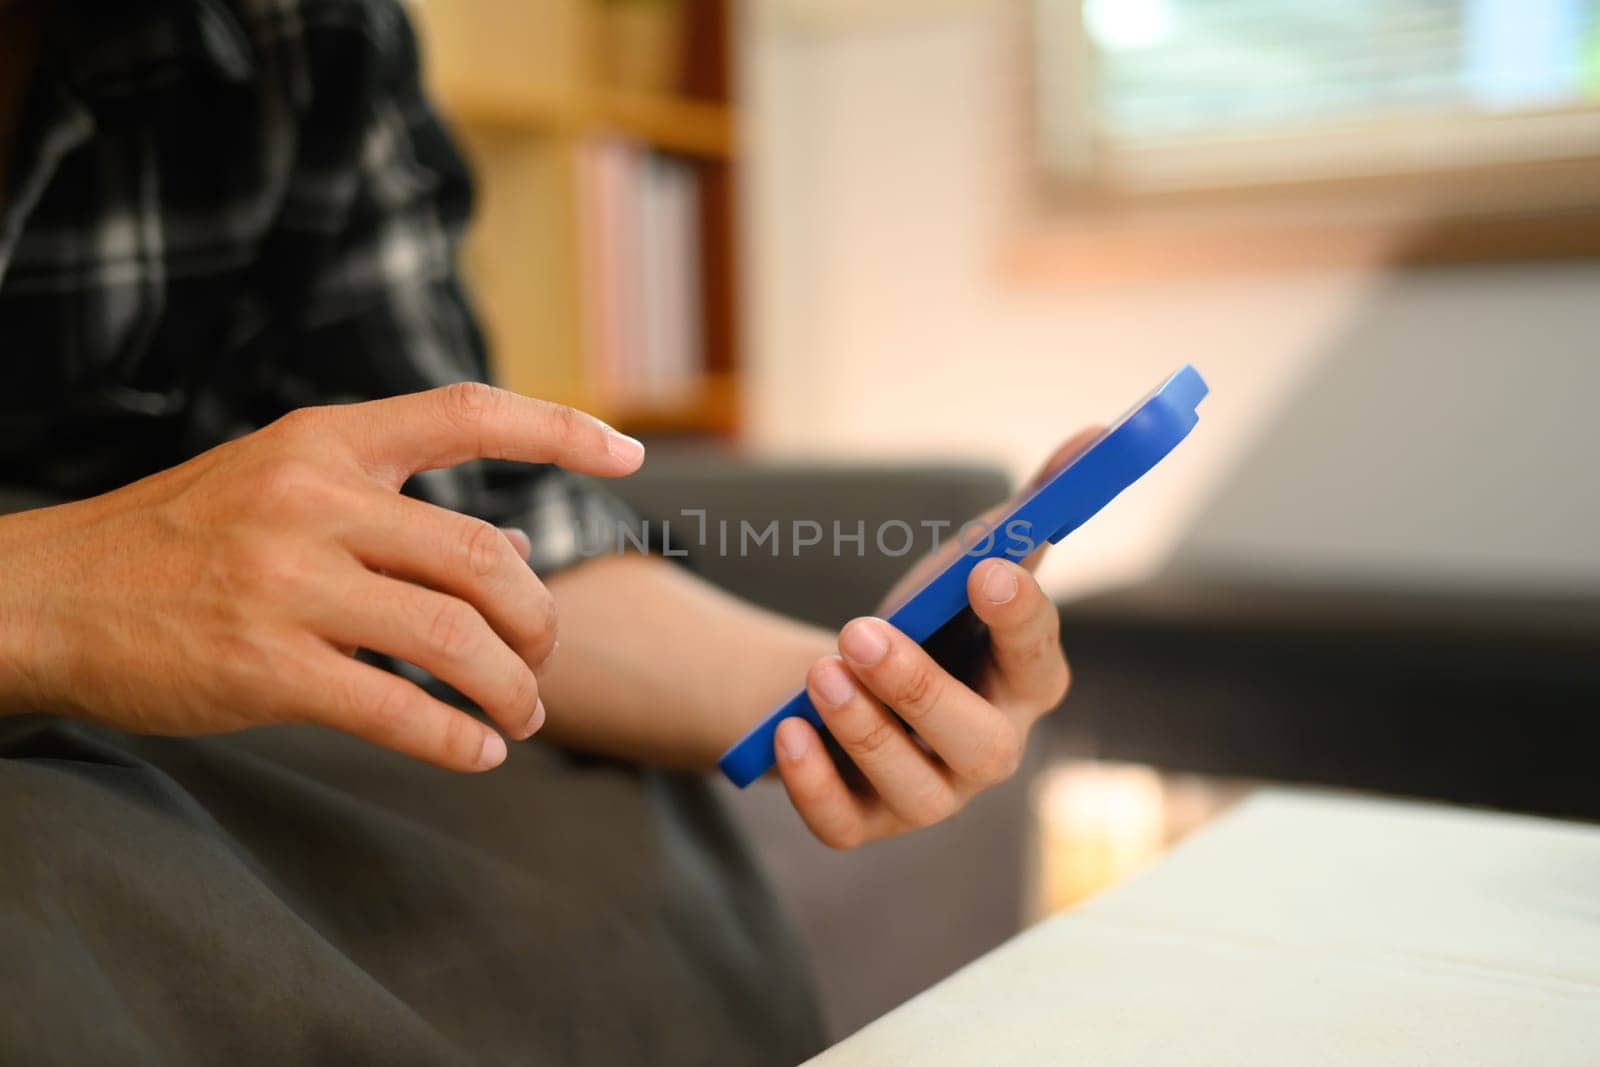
[0,383,644,772]
[771,428,1101,848]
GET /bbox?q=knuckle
[437,707,478,764]
[503,669,540,719]
[534,588,560,640]
[970,721,1024,785]
[1010,631,1058,669]
[890,664,942,721]
[272,405,331,440]
[512,588,560,665]
[363,677,415,740]
[253,457,327,512]
[436,383,505,454]
[1044,656,1073,710]
[904,786,959,829]
[424,599,479,661]
[216,532,305,598]
[209,626,286,704]
[526,606,560,666]
[438,381,500,428]
[1035,610,1064,656]
[457,518,509,580]
[547,401,583,441]
[846,716,901,760]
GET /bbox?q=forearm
[538,553,832,770]
[0,500,90,718]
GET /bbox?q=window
[1036,0,1600,194]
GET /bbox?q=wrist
[0,541,42,717]
[0,504,75,717]
[539,554,837,770]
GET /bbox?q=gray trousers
[0,496,823,1066]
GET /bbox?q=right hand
[0,383,644,772]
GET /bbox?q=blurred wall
[738,0,1600,599]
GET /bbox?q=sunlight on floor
[1029,760,1255,920]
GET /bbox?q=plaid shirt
[0,0,635,574]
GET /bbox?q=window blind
[1044,0,1600,145]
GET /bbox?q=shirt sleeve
[219,0,639,575]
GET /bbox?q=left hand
[773,427,1101,848]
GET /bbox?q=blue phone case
[718,364,1210,788]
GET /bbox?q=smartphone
[718,364,1210,787]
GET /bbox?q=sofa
[614,450,1033,1041]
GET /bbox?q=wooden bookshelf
[411,0,740,438]
[439,87,736,159]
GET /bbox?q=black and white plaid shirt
[0,0,635,574]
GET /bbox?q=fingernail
[840,618,889,666]
[813,657,855,707]
[523,699,546,738]
[776,719,811,762]
[536,640,560,672]
[983,563,1019,605]
[479,732,507,769]
[498,526,532,560]
[606,430,646,466]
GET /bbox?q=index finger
[338,383,645,486]
[837,617,1021,786]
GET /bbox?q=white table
[808,790,1600,1066]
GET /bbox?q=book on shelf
[577,139,706,408]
